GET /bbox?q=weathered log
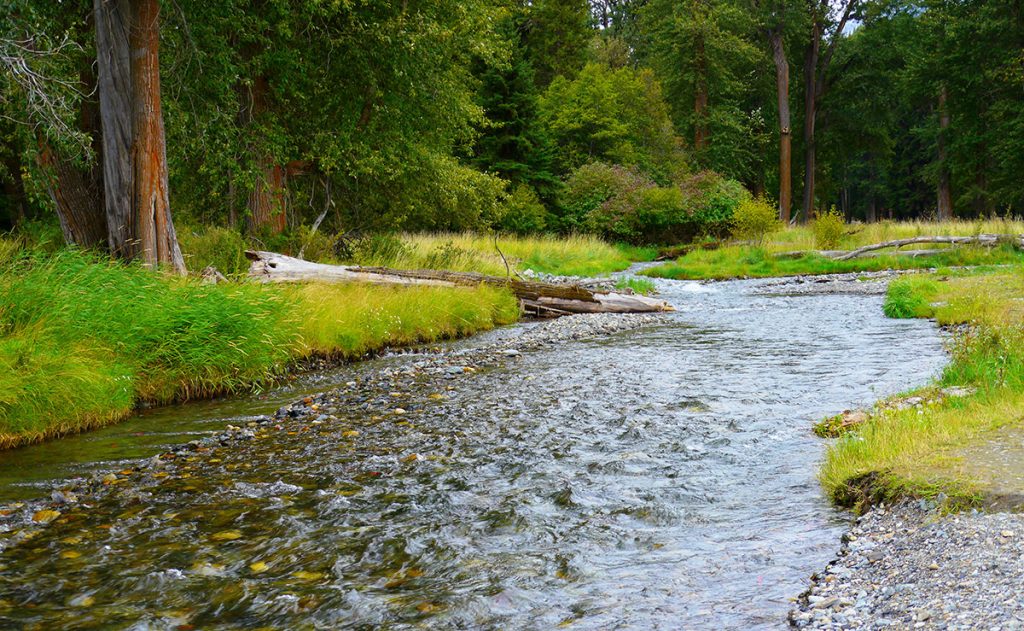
[245,250,674,315]
[830,234,1024,261]
[774,247,962,260]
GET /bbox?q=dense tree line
[0,0,1021,266]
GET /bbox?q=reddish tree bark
[94,0,184,273]
[244,74,288,234]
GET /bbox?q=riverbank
[642,244,1022,281]
[791,266,1024,627]
[820,268,1024,508]
[0,250,519,449]
[641,219,1024,281]
[791,501,1024,629]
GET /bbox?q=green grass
[820,267,1024,510]
[642,244,1023,280]
[614,277,657,295]
[761,218,1024,254]
[352,232,656,277]
[0,249,517,448]
[178,227,656,279]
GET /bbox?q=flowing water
[0,276,947,629]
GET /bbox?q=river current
[0,275,947,629]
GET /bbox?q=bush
[559,163,750,245]
[559,162,642,231]
[813,206,846,249]
[731,196,781,244]
[678,171,750,239]
[499,185,550,235]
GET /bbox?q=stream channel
[0,274,947,629]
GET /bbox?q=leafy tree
[539,62,684,181]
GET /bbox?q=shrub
[559,162,643,231]
[678,171,750,239]
[731,196,781,244]
[813,206,846,249]
[499,185,550,235]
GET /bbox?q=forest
[3,2,1024,628]
[1,0,1021,269]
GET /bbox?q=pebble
[792,501,1024,629]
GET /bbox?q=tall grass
[642,244,1022,280]
[0,250,518,448]
[766,218,1024,253]
[347,232,656,277]
[177,226,655,279]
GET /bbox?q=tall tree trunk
[129,0,184,271]
[936,85,952,221]
[694,29,709,154]
[94,0,184,273]
[769,29,792,223]
[36,142,107,247]
[94,0,133,256]
[244,74,287,234]
[801,22,820,223]
[248,160,288,233]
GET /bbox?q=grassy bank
[820,268,1024,509]
[0,250,518,449]
[181,228,657,279]
[641,219,1024,280]
[642,244,1022,280]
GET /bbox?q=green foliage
[498,185,551,235]
[638,0,766,177]
[539,63,684,180]
[560,163,748,244]
[678,171,749,238]
[812,207,846,250]
[731,196,781,244]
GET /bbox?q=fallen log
[245,250,674,316]
[774,247,962,260]
[830,234,1024,261]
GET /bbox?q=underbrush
[641,245,1022,280]
[821,268,1024,510]
[0,250,517,447]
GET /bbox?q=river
[0,274,947,629]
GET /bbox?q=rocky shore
[0,312,667,552]
[791,501,1024,630]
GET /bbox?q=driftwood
[245,250,674,316]
[774,248,961,260]
[831,234,1024,261]
[773,234,1024,262]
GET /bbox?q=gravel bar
[791,501,1024,630]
